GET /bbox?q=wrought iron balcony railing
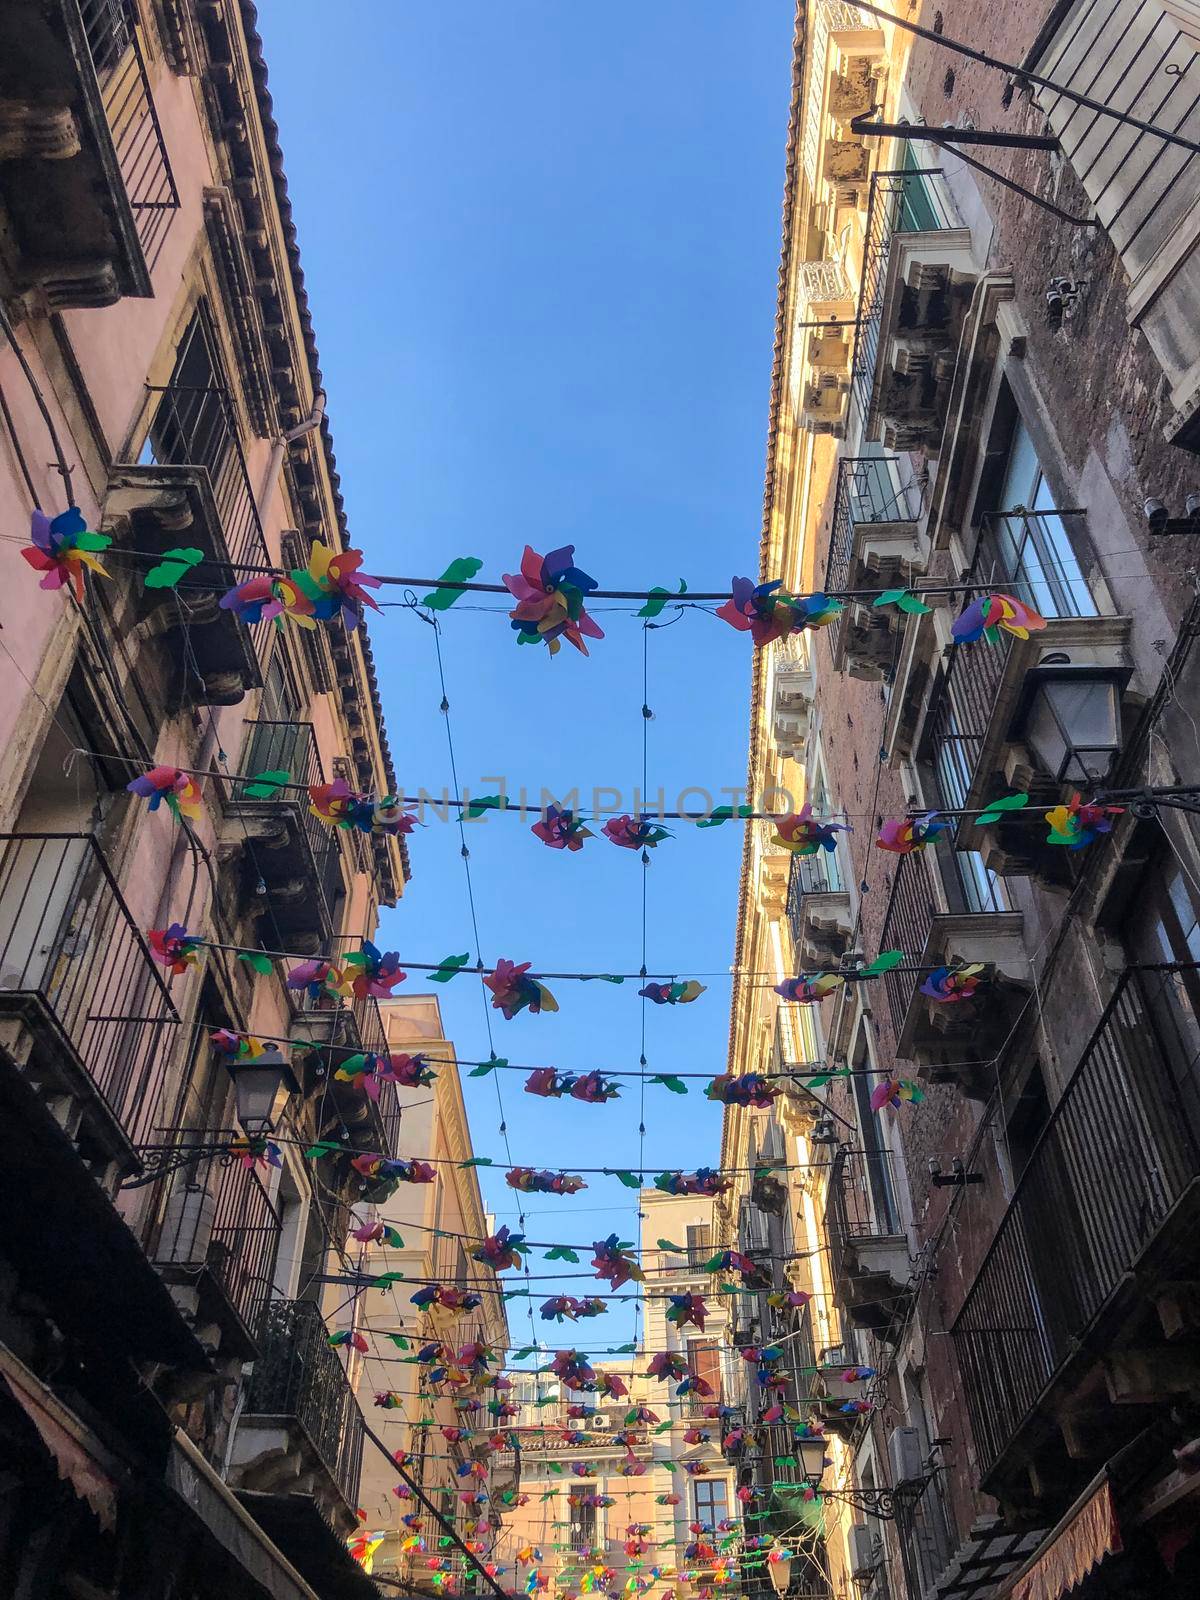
[952,964,1200,1483]
[824,454,925,597]
[81,0,179,268]
[0,832,179,1153]
[242,1298,366,1518]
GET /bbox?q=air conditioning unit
[849,1523,878,1580]
[888,1425,925,1487]
[590,1414,611,1430]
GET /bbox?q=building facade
[727,4,1200,1600]
[0,2,408,1596]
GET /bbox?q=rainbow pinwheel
[328,1330,369,1352]
[602,814,672,852]
[551,1350,596,1390]
[506,1166,587,1194]
[351,1153,436,1185]
[334,942,407,999]
[919,963,985,1002]
[771,804,849,856]
[229,1135,281,1170]
[472,1226,526,1271]
[218,575,276,624]
[210,1028,279,1063]
[870,1076,925,1113]
[127,765,203,822]
[541,1296,587,1322]
[656,1494,682,1507]
[373,798,417,836]
[655,1170,730,1198]
[665,1294,707,1331]
[484,959,557,1020]
[148,923,203,974]
[952,591,1046,645]
[309,779,375,831]
[639,980,706,1005]
[767,1289,811,1310]
[876,811,949,853]
[531,805,593,850]
[410,1285,482,1314]
[22,508,111,600]
[593,1371,628,1400]
[374,1391,405,1409]
[351,1220,404,1246]
[717,579,842,646]
[503,544,604,657]
[387,1053,438,1088]
[591,1234,644,1289]
[774,972,844,1004]
[701,1248,758,1278]
[704,1073,779,1108]
[1045,793,1123,848]
[276,543,382,631]
[677,1372,714,1399]
[286,957,335,1000]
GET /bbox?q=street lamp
[794,1437,830,1481]
[226,1044,296,1133]
[1016,663,1128,784]
[767,1546,794,1595]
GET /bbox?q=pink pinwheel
[877,811,949,853]
[541,1296,582,1322]
[952,591,1046,645]
[551,1350,596,1390]
[229,1135,281,1170]
[593,1371,628,1400]
[334,942,407,999]
[531,805,592,850]
[677,1372,714,1399]
[472,1226,526,1271]
[704,1073,779,1108]
[287,957,335,1000]
[869,1077,924,1113]
[665,1294,707,1331]
[503,544,604,657]
[148,923,203,974]
[919,963,985,1002]
[775,972,844,1004]
[386,1053,438,1088]
[274,543,382,631]
[591,1234,644,1289]
[127,765,203,822]
[351,1219,404,1246]
[569,1071,620,1103]
[484,959,557,1020]
[772,804,849,857]
[602,814,671,851]
[1045,793,1123,848]
[22,508,111,601]
[716,579,841,646]
[219,574,278,625]
[767,1289,811,1310]
[524,1068,565,1098]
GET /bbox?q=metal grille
[0,832,179,1148]
[79,0,179,267]
[785,850,844,961]
[823,454,924,595]
[243,1297,366,1516]
[952,964,1200,1478]
[878,849,939,1037]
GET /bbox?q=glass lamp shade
[767,1553,792,1595]
[231,1047,291,1132]
[795,1437,829,1479]
[1021,669,1123,784]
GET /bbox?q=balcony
[823,1148,912,1343]
[231,1297,366,1535]
[768,635,817,762]
[952,965,1200,1511]
[929,514,1133,876]
[0,832,179,1187]
[106,381,272,707]
[0,0,177,307]
[786,851,852,969]
[878,849,1029,1097]
[824,454,926,681]
[148,1149,283,1356]
[223,721,346,953]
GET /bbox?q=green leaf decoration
[430,951,471,983]
[897,591,933,614]
[661,1461,676,1473]
[541,1492,557,1501]
[656,1238,687,1253]
[547,1462,564,1474]
[651,1074,688,1095]
[422,556,484,611]
[614,1342,636,1353]
[774,1455,798,1469]
[372,1272,406,1287]
[545,1246,580,1263]
[386,1334,410,1349]
[303,1140,342,1158]
[241,768,291,799]
[654,1420,674,1434]
[858,948,905,977]
[465,794,508,818]
[608,1170,642,1189]
[696,803,754,829]
[638,580,688,619]
[468,1056,503,1078]
[512,1346,537,1361]
[237,950,274,975]
[580,974,624,984]
[534,1393,557,1404]
[977,792,1031,826]
[459,1156,493,1168]
[144,545,204,589]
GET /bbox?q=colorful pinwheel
[228,1135,281,1170]
[602,813,671,851]
[677,1372,714,1399]
[126,765,203,822]
[472,1226,525,1271]
[541,1296,584,1322]
[951,591,1046,645]
[1045,793,1123,848]
[22,508,111,600]
[593,1371,628,1400]
[309,778,375,831]
[351,1220,404,1247]
[210,1029,278,1063]
[569,1070,620,1103]
[716,579,842,646]
[531,805,592,850]
[506,1167,587,1194]
[771,804,849,856]
[328,1330,369,1352]
[374,1391,404,1409]
[275,543,382,631]
[386,1053,438,1088]
[701,1248,758,1278]
[869,1076,924,1113]
[591,1235,644,1289]
[550,1350,596,1390]
[286,957,335,1000]
[148,923,203,974]
[656,1494,681,1507]
[876,811,949,853]
[219,575,277,625]
[484,959,558,1020]
[410,1285,481,1314]
[704,1073,779,1108]
[352,1153,436,1185]
[372,798,418,836]
[665,1294,707,1331]
[919,963,985,1002]
[639,980,706,1005]
[503,544,604,657]
[775,972,844,1004]
[333,942,407,999]
[767,1289,811,1310]
[654,1170,730,1197]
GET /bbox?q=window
[569,1496,597,1550]
[146,310,235,478]
[686,1339,721,1406]
[686,1224,711,1267]
[991,416,1096,620]
[850,1027,900,1234]
[807,764,843,892]
[692,1478,728,1531]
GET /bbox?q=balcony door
[144,309,235,486]
[991,416,1096,620]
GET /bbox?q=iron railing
[151,1150,282,1344]
[824,454,924,596]
[848,169,955,431]
[823,1146,903,1295]
[785,850,845,961]
[80,0,179,267]
[0,833,179,1148]
[243,1297,366,1516]
[878,849,939,1037]
[952,964,1200,1479]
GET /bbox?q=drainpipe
[255,390,326,539]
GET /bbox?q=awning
[0,1342,121,1529]
[1000,1479,1122,1600]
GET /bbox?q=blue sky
[257,0,795,1361]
